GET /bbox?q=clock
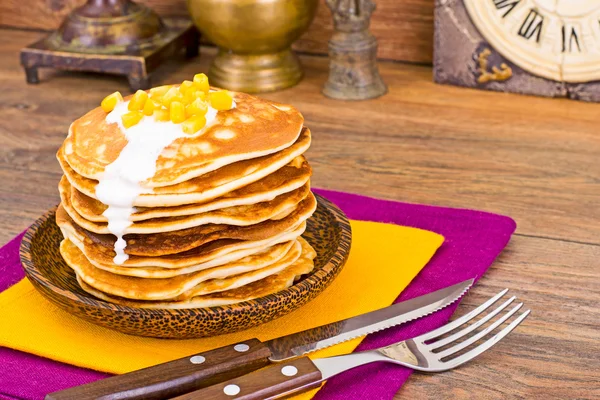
[434,0,600,102]
[464,0,600,82]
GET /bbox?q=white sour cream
[96,96,232,265]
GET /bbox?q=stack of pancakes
[56,88,317,309]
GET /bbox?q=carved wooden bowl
[20,194,351,339]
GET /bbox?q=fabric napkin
[0,219,443,399]
[0,189,516,400]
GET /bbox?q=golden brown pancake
[61,238,303,301]
[59,210,308,269]
[59,128,311,207]
[56,83,318,309]
[75,237,316,308]
[63,92,304,186]
[56,192,316,258]
[69,157,311,222]
[60,176,310,234]
[172,238,313,300]
[70,236,295,278]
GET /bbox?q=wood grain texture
[0,29,599,399]
[0,0,434,63]
[47,339,272,400]
[173,357,322,399]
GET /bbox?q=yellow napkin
[0,220,443,399]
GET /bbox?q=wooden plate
[20,194,352,339]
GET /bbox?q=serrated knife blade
[265,278,473,361]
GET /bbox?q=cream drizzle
[96,95,233,265]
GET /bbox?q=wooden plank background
[0,0,434,63]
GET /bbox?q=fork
[174,289,530,399]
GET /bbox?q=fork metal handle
[313,348,402,380]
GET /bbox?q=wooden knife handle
[172,357,323,400]
[45,338,271,400]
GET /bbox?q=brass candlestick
[20,0,199,90]
[323,0,387,100]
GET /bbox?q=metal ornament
[20,0,199,91]
[187,0,318,94]
[323,0,387,100]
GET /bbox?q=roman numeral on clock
[493,0,521,18]
[518,9,543,42]
[562,26,581,53]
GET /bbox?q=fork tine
[436,302,523,358]
[419,288,509,341]
[438,309,531,370]
[429,296,516,350]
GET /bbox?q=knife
[45,279,473,400]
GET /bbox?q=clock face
[464,0,600,82]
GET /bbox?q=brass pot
[187,0,318,93]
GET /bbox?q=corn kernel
[185,98,208,117]
[210,90,233,111]
[100,91,123,113]
[121,111,143,128]
[193,90,207,100]
[161,87,183,108]
[128,90,148,111]
[182,90,205,105]
[193,73,210,93]
[154,108,170,122]
[182,90,194,105]
[170,101,186,124]
[182,115,207,134]
[179,80,195,95]
[149,85,171,98]
[142,99,160,116]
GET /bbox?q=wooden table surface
[1,29,599,399]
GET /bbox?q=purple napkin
[0,189,515,400]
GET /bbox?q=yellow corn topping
[154,108,170,122]
[142,99,159,116]
[161,87,183,108]
[179,80,195,95]
[182,115,207,134]
[100,91,123,113]
[193,90,207,100]
[170,101,186,124]
[185,90,208,105]
[128,90,148,111]
[99,74,233,129]
[193,73,210,93]
[122,111,143,128]
[210,90,233,111]
[185,97,208,118]
[149,85,171,98]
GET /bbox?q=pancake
[172,238,313,300]
[70,235,296,278]
[64,91,304,186]
[75,237,316,308]
[60,176,310,234]
[60,211,308,269]
[56,77,319,310]
[61,238,303,301]
[70,156,311,222]
[59,128,311,207]
[56,192,316,258]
